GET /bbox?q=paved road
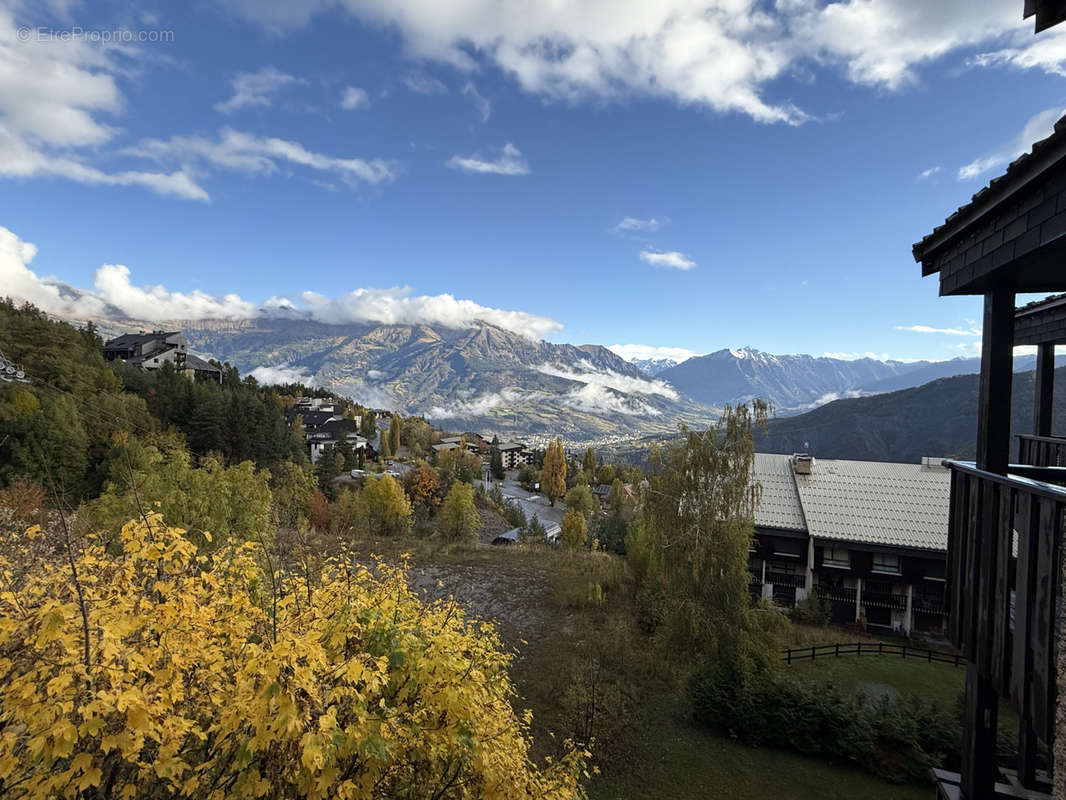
[475,474,565,529]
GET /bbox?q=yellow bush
[0,516,586,799]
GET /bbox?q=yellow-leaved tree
[0,516,586,799]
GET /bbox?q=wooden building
[749,453,949,635]
[913,114,1066,799]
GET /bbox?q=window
[823,546,849,568]
[872,552,901,575]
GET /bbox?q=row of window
[823,546,901,575]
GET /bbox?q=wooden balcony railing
[1017,433,1066,468]
[862,589,909,611]
[945,460,1066,746]
[912,594,947,616]
[818,584,856,605]
[766,571,804,588]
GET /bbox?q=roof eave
[913,122,1066,270]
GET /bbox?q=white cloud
[536,362,678,399]
[798,389,865,409]
[340,85,370,110]
[0,129,211,200]
[969,25,1066,77]
[1,224,564,337]
[366,369,386,380]
[0,11,211,200]
[425,388,527,419]
[445,142,529,175]
[249,364,311,384]
[92,264,259,319]
[403,72,449,94]
[461,81,491,122]
[607,343,700,363]
[127,127,397,186]
[917,166,941,179]
[822,351,923,363]
[0,9,122,148]
[215,67,302,113]
[0,225,105,318]
[614,217,665,233]
[639,249,695,270]
[956,106,1065,180]
[895,324,982,335]
[220,0,1066,126]
[288,286,561,337]
[561,384,660,417]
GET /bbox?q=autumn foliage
[0,516,586,799]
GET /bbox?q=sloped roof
[184,353,220,373]
[794,458,949,551]
[913,113,1066,264]
[752,453,806,532]
[752,453,950,551]
[104,331,181,348]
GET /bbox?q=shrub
[501,497,527,530]
[0,516,587,799]
[788,588,829,627]
[691,666,971,784]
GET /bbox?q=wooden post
[976,288,1015,474]
[1034,341,1054,438]
[961,662,1000,800]
[904,583,913,635]
[854,577,862,623]
[961,288,1014,800]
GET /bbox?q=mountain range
[754,366,1066,464]
[169,317,713,442]
[656,347,1012,413]
[84,313,1043,443]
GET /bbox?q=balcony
[766,571,804,588]
[817,584,856,605]
[1016,433,1066,468]
[862,582,908,611]
[944,460,1066,750]
[912,593,946,616]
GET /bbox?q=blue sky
[2,0,1066,363]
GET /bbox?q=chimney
[792,453,813,475]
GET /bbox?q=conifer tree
[583,447,596,476]
[388,413,402,456]
[490,435,505,481]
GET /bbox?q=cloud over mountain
[0,224,562,339]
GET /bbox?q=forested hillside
[0,299,344,500]
[756,367,1066,463]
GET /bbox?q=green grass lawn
[588,713,927,800]
[787,652,965,707]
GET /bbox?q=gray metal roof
[752,453,806,532]
[752,453,950,551]
[795,458,949,550]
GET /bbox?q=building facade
[749,453,949,636]
[103,330,222,382]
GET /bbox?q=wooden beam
[960,663,1000,800]
[1034,342,1054,437]
[976,288,1016,473]
[963,287,1014,800]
